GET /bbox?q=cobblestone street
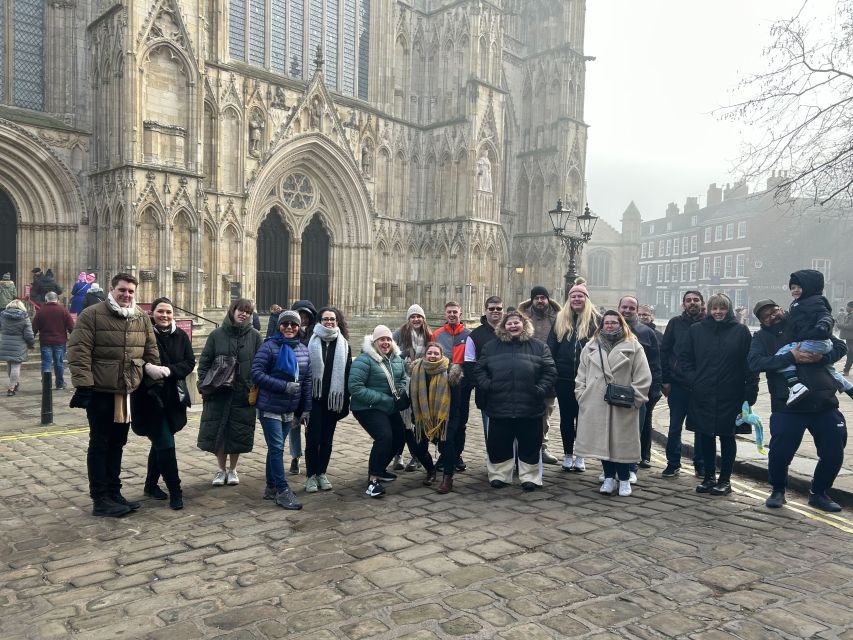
[1,387,852,640]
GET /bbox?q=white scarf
[410,329,426,359]
[106,292,138,318]
[309,323,349,412]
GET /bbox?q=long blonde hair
[554,296,598,342]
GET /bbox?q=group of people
[36,263,847,518]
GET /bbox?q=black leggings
[305,404,341,477]
[354,409,433,476]
[556,381,579,456]
[698,433,736,481]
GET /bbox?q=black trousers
[640,396,659,462]
[556,381,579,456]
[486,417,542,464]
[354,409,434,476]
[697,433,736,482]
[845,339,852,374]
[452,385,472,458]
[86,392,130,499]
[305,403,341,477]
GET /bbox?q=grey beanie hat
[278,309,302,326]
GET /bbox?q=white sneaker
[786,383,809,406]
[212,469,226,486]
[226,469,239,485]
[573,457,586,472]
[618,480,632,497]
[562,455,574,471]
[600,478,616,494]
[629,471,638,484]
[598,471,606,482]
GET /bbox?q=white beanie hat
[407,304,425,319]
[372,324,393,342]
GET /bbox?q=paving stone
[340,618,389,640]
[758,607,829,637]
[204,604,281,631]
[642,611,705,636]
[697,566,761,591]
[443,590,494,610]
[440,615,482,636]
[390,603,448,625]
[572,600,645,628]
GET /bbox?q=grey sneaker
[304,476,319,493]
[212,469,227,486]
[274,488,303,510]
[317,474,333,491]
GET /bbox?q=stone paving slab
[1,386,852,639]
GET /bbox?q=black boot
[92,496,131,517]
[696,475,717,494]
[143,448,167,500]
[158,447,183,510]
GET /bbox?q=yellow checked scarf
[409,356,451,442]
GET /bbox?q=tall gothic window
[587,251,611,288]
[0,0,45,110]
[227,0,368,98]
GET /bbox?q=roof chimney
[684,196,699,214]
[665,202,679,217]
[707,183,722,206]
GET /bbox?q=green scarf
[409,356,451,442]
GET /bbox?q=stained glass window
[358,0,370,100]
[229,0,247,61]
[342,0,356,96]
[289,0,304,78]
[324,0,338,89]
[0,6,6,103]
[282,173,315,209]
[308,0,322,72]
[248,0,266,66]
[6,0,44,110]
[271,0,287,73]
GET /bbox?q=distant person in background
[70,272,93,314]
[84,283,106,308]
[0,300,35,396]
[266,304,283,338]
[838,300,853,376]
[31,268,62,306]
[32,291,75,390]
[0,273,16,309]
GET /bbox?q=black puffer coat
[131,321,196,435]
[546,315,598,383]
[475,317,557,419]
[678,311,759,436]
[788,269,834,340]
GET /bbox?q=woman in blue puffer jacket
[251,310,312,511]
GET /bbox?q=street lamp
[547,199,598,292]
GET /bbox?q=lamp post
[547,199,598,293]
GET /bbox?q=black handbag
[176,378,193,407]
[198,354,237,395]
[598,344,636,408]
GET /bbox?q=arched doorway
[300,214,330,308]
[256,211,290,310]
[0,190,16,280]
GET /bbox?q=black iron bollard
[41,371,53,425]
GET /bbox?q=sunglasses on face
[281,322,300,328]
[487,307,503,312]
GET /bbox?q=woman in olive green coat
[197,298,262,486]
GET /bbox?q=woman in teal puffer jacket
[350,324,426,498]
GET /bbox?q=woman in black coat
[132,297,196,509]
[678,293,758,496]
[475,309,557,491]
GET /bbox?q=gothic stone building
[0,0,590,317]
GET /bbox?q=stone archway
[256,210,291,311]
[300,214,330,308]
[0,189,17,281]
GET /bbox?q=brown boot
[437,474,453,494]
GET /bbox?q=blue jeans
[259,414,293,492]
[776,340,853,391]
[40,344,66,386]
[665,383,702,469]
[288,418,303,458]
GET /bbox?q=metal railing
[171,304,219,328]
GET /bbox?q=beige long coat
[574,337,652,464]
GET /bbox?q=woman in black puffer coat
[131,297,196,509]
[678,293,758,497]
[475,309,556,491]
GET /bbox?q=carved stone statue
[361,146,372,177]
[310,99,322,129]
[271,87,287,109]
[249,116,264,157]
[476,152,492,192]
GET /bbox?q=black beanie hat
[530,285,550,300]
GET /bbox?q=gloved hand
[157,365,171,378]
[144,362,167,380]
[285,382,301,396]
[70,387,93,409]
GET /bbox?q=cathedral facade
[0,0,591,317]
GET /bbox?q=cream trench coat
[574,337,652,464]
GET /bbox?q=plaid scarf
[409,356,451,443]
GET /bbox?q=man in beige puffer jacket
[68,273,160,517]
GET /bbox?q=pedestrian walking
[30,268,62,306]
[251,309,311,510]
[67,273,160,517]
[0,272,16,309]
[197,298,262,487]
[475,309,556,491]
[305,307,352,493]
[84,283,106,308]
[392,303,433,471]
[546,280,599,472]
[433,301,472,472]
[749,299,848,512]
[31,291,75,390]
[410,342,465,493]
[1,299,35,396]
[574,310,652,497]
[637,304,663,468]
[131,297,196,510]
[69,272,93,314]
[519,284,563,464]
[349,325,419,498]
[838,301,853,376]
[678,294,758,497]
[660,291,706,478]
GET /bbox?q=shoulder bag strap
[597,341,613,384]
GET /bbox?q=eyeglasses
[281,322,300,328]
[487,307,503,312]
[320,317,337,323]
